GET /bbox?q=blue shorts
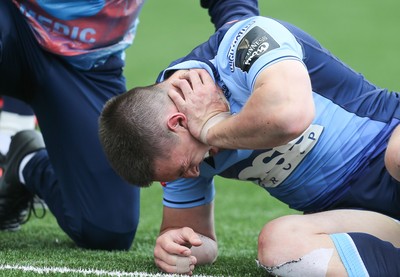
[326,151,400,220]
[0,1,140,250]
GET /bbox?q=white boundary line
[0,264,219,277]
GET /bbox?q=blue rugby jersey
[158,16,400,213]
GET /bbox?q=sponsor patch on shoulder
[235,26,279,72]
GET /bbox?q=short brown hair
[99,84,177,187]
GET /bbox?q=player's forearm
[204,79,314,149]
[204,110,305,149]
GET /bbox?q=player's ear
[167,112,188,131]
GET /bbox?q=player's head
[99,72,210,187]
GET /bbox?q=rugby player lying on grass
[99,12,400,277]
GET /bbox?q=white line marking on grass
[0,264,218,277]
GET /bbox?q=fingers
[168,69,229,140]
[154,228,202,275]
[182,69,229,110]
[193,68,215,86]
[155,256,196,275]
[154,239,193,274]
[169,79,193,111]
[168,87,186,108]
[156,235,191,256]
[172,78,193,97]
[176,256,195,274]
[161,226,202,249]
[180,226,203,247]
[179,69,214,90]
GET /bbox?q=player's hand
[168,69,229,141]
[154,227,203,275]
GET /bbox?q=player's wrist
[199,112,231,145]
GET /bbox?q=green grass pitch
[1,0,399,276]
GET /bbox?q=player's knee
[257,215,300,267]
[257,215,337,276]
[385,151,400,182]
[75,218,138,250]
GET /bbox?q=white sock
[0,133,11,156]
[0,111,36,155]
[0,111,36,135]
[19,152,36,185]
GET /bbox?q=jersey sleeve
[157,60,216,83]
[162,175,215,208]
[216,16,305,102]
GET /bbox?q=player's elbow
[276,106,315,143]
[196,248,218,265]
[191,235,218,265]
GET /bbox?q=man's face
[152,71,221,182]
[153,132,210,182]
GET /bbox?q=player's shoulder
[222,16,296,49]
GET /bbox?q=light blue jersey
[159,16,400,217]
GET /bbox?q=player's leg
[0,0,140,249]
[28,54,140,250]
[385,124,400,181]
[0,1,37,137]
[257,209,400,276]
[0,0,47,231]
[327,149,400,220]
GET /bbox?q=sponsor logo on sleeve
[233,26,280,73]
[227,21,254,72]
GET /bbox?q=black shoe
[0,130,45,231]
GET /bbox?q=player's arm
[170,60,315,149]
[201,0,259,30]
[154,202,217,275]
[206,59,314,149]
